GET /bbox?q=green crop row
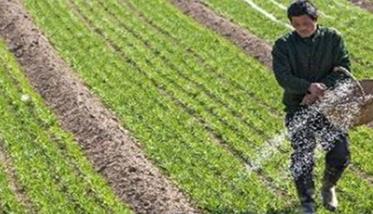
[71,0,285,169]
[122,0,285,111]
[196,0,373,210]
[21,0,373,212]
[112,2,369,210]
[121,0,373,187]
[0,40,131,213]
[22,0,296,212]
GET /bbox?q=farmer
[271,1,352,213]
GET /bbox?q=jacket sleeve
[272,40,311,95]
[320,31,352,88]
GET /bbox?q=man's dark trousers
[285,108,350,205]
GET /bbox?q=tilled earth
[0,0,372,213]
[0,0,200,213]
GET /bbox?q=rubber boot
[321,168,342,212]
[321,184,338,212]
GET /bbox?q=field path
[0,0,200,213]
[350,0,373,13]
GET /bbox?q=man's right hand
[301,93,319,106]
[308,82,327,97]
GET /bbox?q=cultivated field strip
[180,1,373,199]
[93,0,367,209]
[19,0,373,213]
[68,0,283,163]
[121,1,284,108]
[70,0,296,197]
[124,2,280,119]
[123,0,281,117]
[0,0,201,213]
[0,40,131,213]
[77,0,294,205]
[21,0,299,212]
[128,0,373,187]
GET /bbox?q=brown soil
[171,0,273,69]
[0,0,200,213]
[350,0,373,13]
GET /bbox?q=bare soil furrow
[1,56,112,212]
[74,0,274,140]
[67,0,290,200]
[171,0,273,69]
[67,0,271,147]
[0,1,200,213]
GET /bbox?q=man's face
[290,15,317,38]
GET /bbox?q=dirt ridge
[171,0,273,69]
[0,0,200,213]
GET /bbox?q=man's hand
[301,93,319,106]
[301,82,327,106]
[308,82,327,97]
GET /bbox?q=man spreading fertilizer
[271,1,352,213]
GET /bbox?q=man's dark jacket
[272,25,351,113]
